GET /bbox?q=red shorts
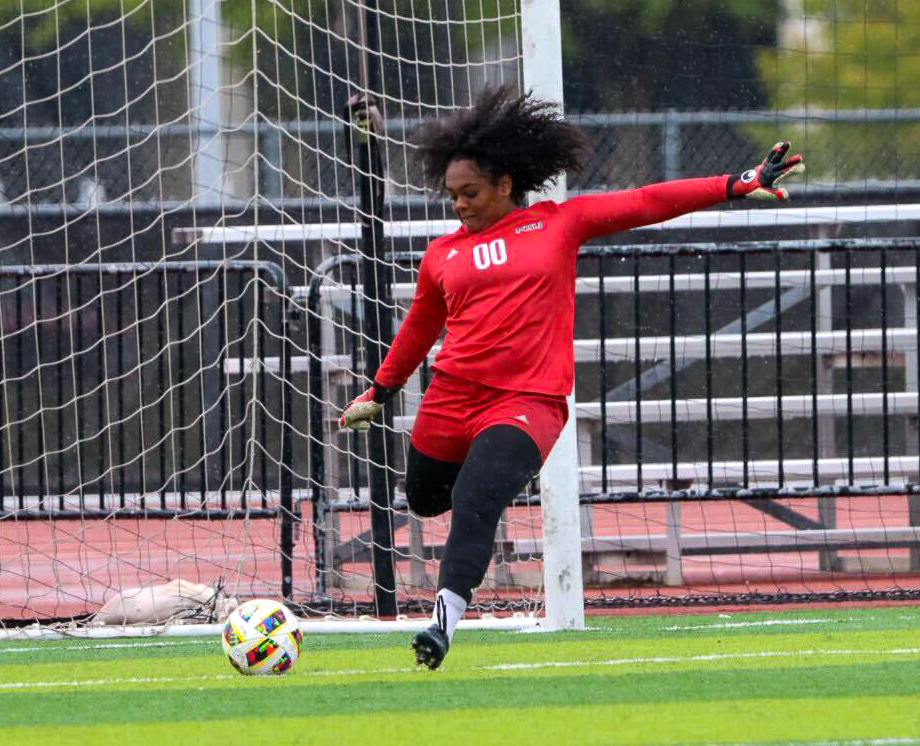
[409,371,568,465]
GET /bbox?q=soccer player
[339,85,804,669]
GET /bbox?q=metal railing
[0,260,297,594]
[304,237,920,600]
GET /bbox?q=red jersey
[374,176,730,397]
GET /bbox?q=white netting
[4,1,920,632]
[0,0,535,626]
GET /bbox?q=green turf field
[1,606,920,745]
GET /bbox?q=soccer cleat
[412,626,450,670]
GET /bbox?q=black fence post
[278,270,295,602]
[345,90,398,617]
[307,274,328,600]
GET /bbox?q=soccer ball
[221,599,303,675]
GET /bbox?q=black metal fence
[5,109,920,213]
[0,260,296,594]
[304,236,920,608]
[5,235,920,616]
[577,237,920,501]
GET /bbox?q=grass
[1,606,920,744]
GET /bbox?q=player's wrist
[371,382,401,404]
[726,169,758,200]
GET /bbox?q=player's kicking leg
[412,424,541,669]
[404,445,463,669]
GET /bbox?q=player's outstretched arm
[727,141,805,201]
[564,140,805,241]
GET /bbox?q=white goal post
[521,0,586,631]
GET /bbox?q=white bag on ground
[92,578,238,625]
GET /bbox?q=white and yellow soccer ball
[221,599,303,675]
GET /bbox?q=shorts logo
[515,221,544,234]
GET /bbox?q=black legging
[405,424,542,604]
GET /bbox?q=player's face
[444,159,515,233]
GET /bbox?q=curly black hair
[412,85,588,204]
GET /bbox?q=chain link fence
[2,109,920,212]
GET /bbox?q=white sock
[430,588,467,643]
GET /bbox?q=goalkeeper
[340,85,804,670]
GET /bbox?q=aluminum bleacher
[183,203,920,589]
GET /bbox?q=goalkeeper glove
[728,141,804,201]
[339,384,397,431]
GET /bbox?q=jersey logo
[446,248,459,261]
[513,414,530,425]
[514,221,544,234]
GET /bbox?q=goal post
[521,0,586,631]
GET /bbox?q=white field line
[0,675,237,689]
[661,618,833,631]
[659,614,920,633]
[5,613,912,642]
[2,647,919,690]
[0,639,217,654]
[0,615,902,653]
[0,615,539,641]
[726,740,920,746]
[0,618,863,651]
[0,667,417,690]
[584,615,895,635]
[484,647,920,671]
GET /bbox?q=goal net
[0,0,534,629]
[3,1,920,634]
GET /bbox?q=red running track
[2,496,918,621]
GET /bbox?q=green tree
[756,0,920,181]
